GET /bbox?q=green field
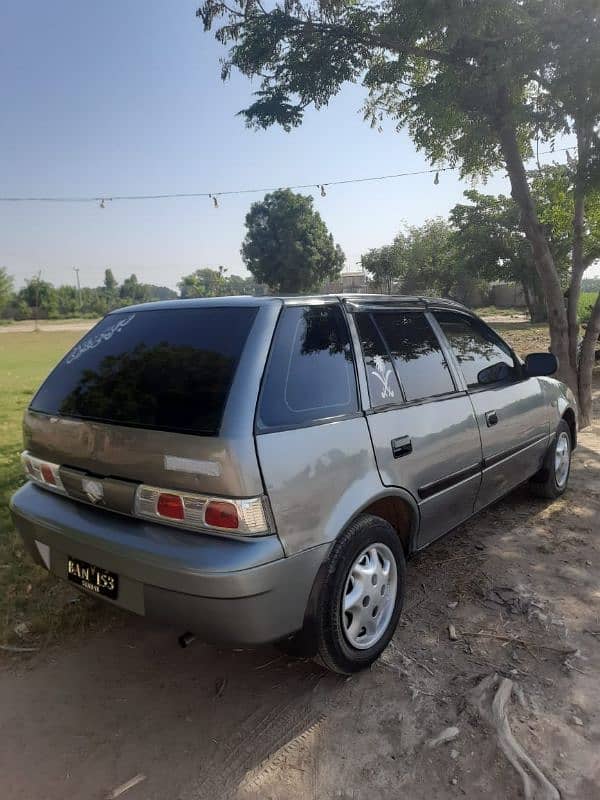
[0,331,117,650]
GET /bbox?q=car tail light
[134,484,271,536]
[21,452,65,493]
[205,500,239,529]
[157,493,185,520]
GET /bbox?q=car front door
[433,310,551,511]
[352,308,483,549]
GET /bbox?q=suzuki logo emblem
[82,478,104,504]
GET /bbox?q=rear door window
[257,305,358,430]
[373,311,456,401]
[434,310,519,388]
[30,307,257,435]
[354,312,402,407]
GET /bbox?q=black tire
[286,514,406,674]
[529,419,572,499]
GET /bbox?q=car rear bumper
[10,483,328,645]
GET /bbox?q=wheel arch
[562,406,577,449]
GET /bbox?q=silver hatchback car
[10,295,577,673]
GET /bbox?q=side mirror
[524,352,558,377]
[477,361,513,385]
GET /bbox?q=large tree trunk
[520,280,537,323]
[495,110,579,402]
[568,189,585,368]
[578,293,600,428]
[567,120,592,371]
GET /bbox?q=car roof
[110,294,470,315]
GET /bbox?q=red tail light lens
[157,493,185,520]
[41,464,56,485]
[205,500,239,530]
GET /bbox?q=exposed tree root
[469,673,560,800]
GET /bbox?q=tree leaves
[241,188,345,292]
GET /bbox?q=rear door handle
[391,435,412,458]
[485,410,498,427]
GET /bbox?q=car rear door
[433,309,551,510]
[352,306,483,549]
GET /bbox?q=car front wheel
[530,419,572,499]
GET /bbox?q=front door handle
[391,435,412,458]
[485,410,499,427]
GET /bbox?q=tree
[18,278,58,319]
[198,0,600,425]
[361,242,405,294]
[0,268,13,315]
[119,274,151,304]
[178,266,229,298]
[103,269,118,292]
[241,189,344,293]
[400,219,459,298]
[451,191,550,322]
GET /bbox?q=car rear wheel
[307,514,406,674]
[529,419,572,499]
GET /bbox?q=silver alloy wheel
[554,430,571,488]
[341,543,398,650]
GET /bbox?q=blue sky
[1,0,593,291]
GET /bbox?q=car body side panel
[365,396,482,547]
[256,416,418,556]
[470,378,551,510]
[539,377,578,443]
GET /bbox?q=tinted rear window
[257,305,358,430]
[30,307,257,435]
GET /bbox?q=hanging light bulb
[320,184,327,197]
[433,172,440,185]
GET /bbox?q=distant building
[322,270,368,294]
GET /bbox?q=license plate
[67,556,119,599]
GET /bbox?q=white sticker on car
[371,355,395,399]
[65,314,136,364]
[164,456,222,477]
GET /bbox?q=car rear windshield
[30,307,257,435]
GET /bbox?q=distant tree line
[361,166,600,325]
[0,268,178,321]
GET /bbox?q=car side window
[434,310,519,388]
[257,305,358,430]
[354,312,402,407]
[372,311,456,402]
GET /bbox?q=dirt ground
[1,387,599,800]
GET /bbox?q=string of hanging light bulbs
[0,147,572,210]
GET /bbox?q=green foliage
[400,219,458,297]
[532,165,600,270]
[103,268,118,292]
[178,266,228,298]
[362,218,482,303]
[241,189,344,293]
[177,267,260,298]
[579,292,599,324]
[0,273,177,321]
[198,0,598,175]
[0,267,13,312]
[361,244,404,294]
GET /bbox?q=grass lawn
[0,331,117,650]
[0,319,554,651]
